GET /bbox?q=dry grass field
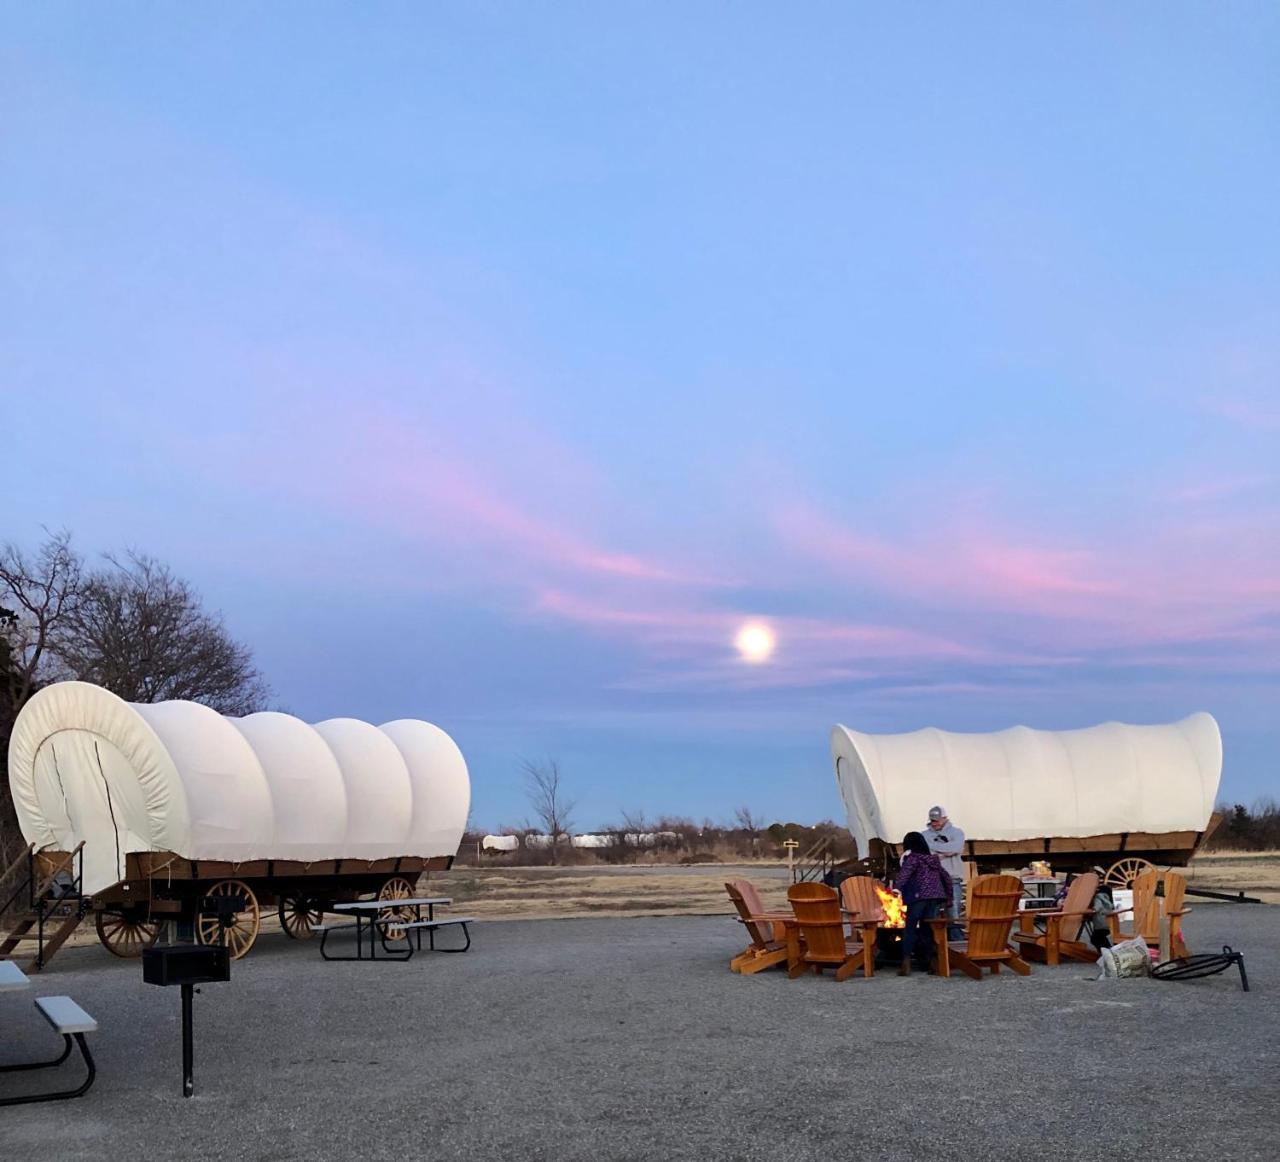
[36,850,1279,958]
[418,863,795,920]
[421,850,1280,919]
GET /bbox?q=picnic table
[314,897,473,961]
[0,960,99,1106]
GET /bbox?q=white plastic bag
[1098,937,1151,979]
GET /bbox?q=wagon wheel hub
[1105,857,1157,889]
[96,910,162,958]
[196,879,262,960]
[376,876,416,942]
[278,894,325,940]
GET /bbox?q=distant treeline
[1205,800,1280,852]
[460,818,858,866]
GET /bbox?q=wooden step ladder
[792,835,836,884]
[0,843,87,972]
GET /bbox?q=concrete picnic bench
[0,959,98,1106]
[311,897,473,961]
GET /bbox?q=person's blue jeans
[901,898,944,968]
[950,878,965,941]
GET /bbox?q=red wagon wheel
[96,910,162,958]
[376,876,415,942]
[278,894,325,940]
[196,879,261,960]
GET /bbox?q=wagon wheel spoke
[376,876,415,942]
[96,910,162,958]
[1105,858,1156,889]
[196,880,261,960]
[278,895,324,940]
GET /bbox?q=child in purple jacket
[894,830,954,975]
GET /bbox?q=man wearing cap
[925,806,966,937]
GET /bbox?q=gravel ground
[2,906,1275,1162]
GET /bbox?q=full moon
[734,621,776,664]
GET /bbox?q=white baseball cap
[928,805,947,821]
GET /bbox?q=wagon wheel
[95,910,162,958]
[376,876,415,942]
[1105,858,1156,889]
[196,879,261,960]
[278,894,324,940]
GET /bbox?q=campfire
[874,882,906,928]
[872,881,908,966]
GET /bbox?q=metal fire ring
[1150,945,1250,992]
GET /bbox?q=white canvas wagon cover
[831,713,1221,860]
[7,681,471,894]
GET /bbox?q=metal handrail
[793,835,836,883]
[32,842,86,903]
[0,844,36,917]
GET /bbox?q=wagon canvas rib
[831,713,1221,861]
[7,681,471,896]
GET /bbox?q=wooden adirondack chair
[725,880,790,974]
[1012,871,1099,966]
[1106,870,1190,959]
[926,873,1030,980]
[836,875,885,953]
[1104,868,1158,943]
[786,882,875,981]
[838,875,886,923]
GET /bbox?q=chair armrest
[930,913,1019,925]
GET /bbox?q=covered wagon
[830,713,1222,886]
[3,681,469,964]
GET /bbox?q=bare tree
[615,807,651,864]
[734,806,763,857]
[0,529,83,714]
[0,531,83,869]
[53,551,269,715]
[522,757,576,865]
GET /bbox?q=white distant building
[481,834,519,853]
[571,833,613,849]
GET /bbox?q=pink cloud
[1200,396,1280,432]
[773,498,1117,615]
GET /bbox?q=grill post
[181,983,195,1098]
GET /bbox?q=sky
[3,5,1277,832]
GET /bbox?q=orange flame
[875,882,907,928]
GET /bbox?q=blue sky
[3,6,1277,830]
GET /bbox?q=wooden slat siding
[49,850,435,889]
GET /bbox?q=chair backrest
[966,874,1024,956]
[726,881,775,949]
[787,882,846,962]
[838,876,885,923]
[1161,870,1186,916]
[1130,869,1160,940]
[1058,871,1099,943]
